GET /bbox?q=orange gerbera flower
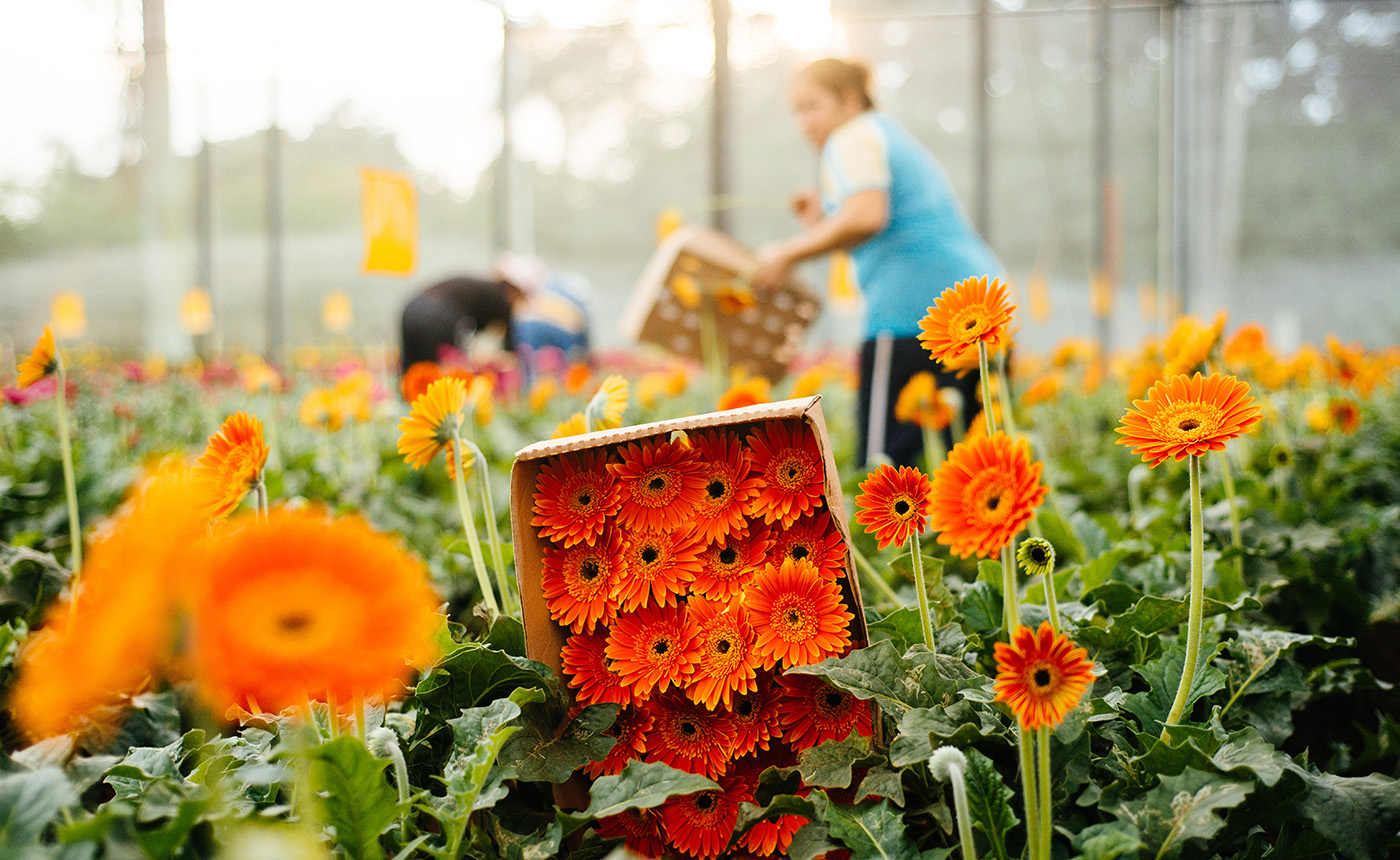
[993,621,1095,730]
[400,361,442,402]
[585,704,653,778]
[645,692,737,779]
[767,511,846,581]
[691,520,770,602]
[1115,373,1263,467]
[186,507,441,715]
[532,449,622,548]
[608,438,707,532]
[718,376,771,411]
[563,361,593,396]
[615,525,705,613]
[1328,398,1362,434]
[855,464,934,551]
[9,468,202,741]
[17,326,58,389]
[894,371,953,431]
[542,528,624,634]
[194,412,269,523]
[746,558,853,670]
[775,673,873,750]
[606,603,702,699]
[685,598,760,710]
[737,811,809,857]
[917,275,1015,366]
[1019,372,1064,407]
[928,432,1048,559]
[562,627,642,708]
[1162,311,1228,377]
[396,377,466,470]
[690,430,764,545]
[727,671,783,758]
[659,772,748,860]
[598,807,666,859]
[1222,322,1269,373]
[745,420,825,529]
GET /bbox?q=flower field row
[0,282,1398,860]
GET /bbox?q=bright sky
[0,0,833,206]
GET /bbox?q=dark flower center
[824,691,844,709]
[708,480,727,499]
[695,792,713,809]
[1178,419,1200,432]
[579,560,600,582]
[786,609,802,626]
[653,640,670,655]
[641,546,660,565]
[679,720,698,738]
[1034,669,1052,688]
[965,318,979,330]
[787,465,800,480]
[716,639,731,654]
[719,547,738,565]
[894,500,910,516]
[279,613,312,632]
[791,545,810,560]
[648,476,666,491]
[1030,547,1048,564]
[986,493,1001,511]
[735,699,754,718]
[577,492,592,506]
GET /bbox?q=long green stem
[909,532,935,651]
[471,443,514,614]
[1162,455,1204,738]
[948,760,979,860]
[1038,725,1052,860]
[451,432,499,615]
[848,541,902,607]
[1018,728,1040,860]
[922,425,946,476]
[1215,449,1242,548]
[995,348,1018,439]
[254,476,268,521]
[1042,566,1061,635]
[54,356,82,576]
[1002,543,1020,637]
[977,342,996,436]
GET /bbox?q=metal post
[495,14,514,254]
[710,0,733,235]
[140,0,183,357]
[1173,1,1193,318]
[266,80,284,364]
[1156,0,1176,333]
[973,0,991,242]
[1092,0,1114,354]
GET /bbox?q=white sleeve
[827,117,891,198]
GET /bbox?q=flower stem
[451,434,499,615]
[977,342,996,436]
[353,691,367,743]
[54,355,82,576]
[1162,454,1204,738]
[1002,543,1020,637]
[1018,727,1040,860]
[908,532,935,651]
[325,689,340,739]
[848,541,903,608]
[1038,725,1052,860]
[948,759,979,860]
[1042,566,1061,635]
[922,425,946,476]
[254,475,268,521]
[471,441,514,614]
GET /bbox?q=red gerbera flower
[746,558,853,670]
[606,604,703,699]
[561,628,642,707]
[993,621,1096,730]
[598,807,667,859]
[645,691,737,779]
[614,526,705,613]
[608,438,708,532]
[542,527,624,634]
[585,704,653,778]
[855,463,935,551]
[745,420,826,529]
[685,598,761,710]
[767,510,847,581]
[727,671,783,758]
[532,450,622,548]
[775,672,873,750]
[738,812,809,858]
[689,430,764,545]
[691,520,770,602]
[659,770,748,860]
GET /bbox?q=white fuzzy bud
[928,745,969,782]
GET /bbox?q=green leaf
[491,819,563,860]
[891,554,953,625]
[429,697,524,859]
[134,792,216,860]
[1114,769,1250,858]
[888,704,1008,768]
[483,615,529,658]
[1121,642,1228,733]
[581,760,720,821]
[962,748,1017,860]
[307,737,399,860]
[1071,821,1145,860]
[1289,766,1400,860]
[797,735,876,789]
[787,641,990,721]
[0,768,75,852]
[822,799,919,860]
[413,643,554,720]
[958,580,1003,634]
[1076,547,1133,593]
[856,767,906,808]
[498,701,618,784]
[867,607,932,656]
[976,559,1003,589]
[1077,591,1260,652]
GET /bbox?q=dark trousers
[856,336,981,468]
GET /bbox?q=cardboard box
[509,396,876,813]
[622,225,823,382]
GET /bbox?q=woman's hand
[750,243,795,292]
[790,188,823,228]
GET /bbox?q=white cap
[493,252,548,295]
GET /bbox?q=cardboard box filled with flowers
[509,396,876,858]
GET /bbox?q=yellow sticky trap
[828,252,858,308]
[1027,270,1052,324]
[51,291,87,339]
[360,167,418,276]
[181,288,214,335]
[322,290,353,334]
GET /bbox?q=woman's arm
[751,189,888,290]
